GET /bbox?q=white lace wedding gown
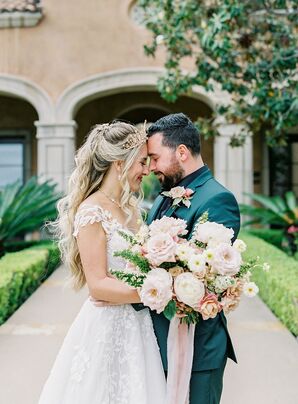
[38,204,166,404]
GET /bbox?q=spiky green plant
[240,191,298,256]
[240,192,297,227]
[0,177,62,257]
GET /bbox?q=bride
[38,121,166,404]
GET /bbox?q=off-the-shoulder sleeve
[73,205,111,237]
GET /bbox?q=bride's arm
[76,221,141,304]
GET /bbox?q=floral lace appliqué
[70,345,90,383]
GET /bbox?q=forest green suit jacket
[146,167,240,372]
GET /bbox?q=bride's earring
[118,173,121,181]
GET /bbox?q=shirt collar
[176,164,209,188]
[160,164,209,194]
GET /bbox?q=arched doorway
[0,74,54,187]
[0,95,38,186]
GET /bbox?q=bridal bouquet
[111,213,268,324]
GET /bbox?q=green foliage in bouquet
[117,230,139,246]
[236,257,261,278]
[138,0,297,147]
[163,300,177,321]
[0,177,62,257]
[113,249,151,273]
[110,271,146,288]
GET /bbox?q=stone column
[35,121,77,191]
[214,124,253,204]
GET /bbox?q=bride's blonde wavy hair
[55,121,146,290]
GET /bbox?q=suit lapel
[148,168,214,223]
[147,194,164,224]
[164,168,213,218]
[187,168,213,190]
[164,203,178,217]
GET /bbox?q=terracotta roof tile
[0,0,41,13]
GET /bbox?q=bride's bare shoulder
[79,192,109,210]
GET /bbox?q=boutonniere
[162,186,194,208]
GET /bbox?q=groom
[146,113,240,404]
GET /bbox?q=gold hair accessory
[123,121,148,150]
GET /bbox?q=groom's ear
[176,144,189,162]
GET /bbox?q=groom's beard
[157,158,185,191]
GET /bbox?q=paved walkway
[0,265,297,404]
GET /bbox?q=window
[0,139,25,187]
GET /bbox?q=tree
[138,0,298,147]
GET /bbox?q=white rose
[188,254,207,278]
[210,243,242,276]
[233,239,247,253]
[149,216,188,238]
[174,272,205,309]
[140,268,173,313]
[193,221,234,247]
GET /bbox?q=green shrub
[0,176,61,257]
[240,231,298,336]
[31,241,61,279]
[246,228,283,249]
[3,239,47,253]
[0,242,60,324]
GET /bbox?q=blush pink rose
[146,233,177,266]
[169,186,186,199]
[198,293,222,320]
[149,216,188,239]
[139,268,173,313]
[220,296,240,314]
[225,279,244,299]
[193,222,234,247]
[210,243,242,276]
[185,188,194,197]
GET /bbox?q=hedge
[0,242,60,325]
[240,231,298,336]
[246,228,283,249]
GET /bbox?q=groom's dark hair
[147,113,201,156]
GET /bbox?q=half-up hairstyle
[54,121,146,289]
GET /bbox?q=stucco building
[0,0,297,202]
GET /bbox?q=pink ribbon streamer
[166,317,195,404]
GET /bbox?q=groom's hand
[89,296,120,307]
